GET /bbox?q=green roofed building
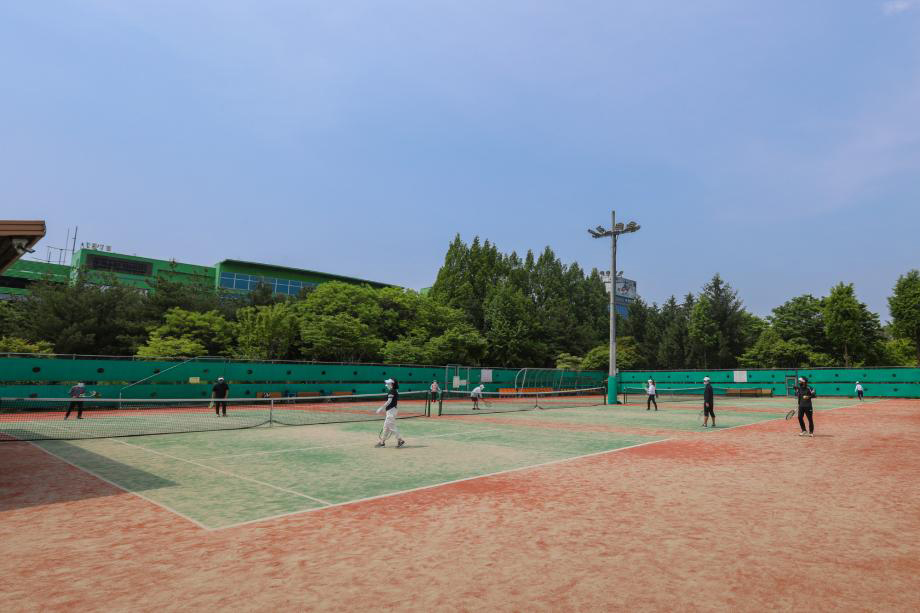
[0,248,394,300]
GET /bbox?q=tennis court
[2,394,919,611]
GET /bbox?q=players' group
[640,376,833,436]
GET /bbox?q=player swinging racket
[701,376,716,428]
[375,379,406,448]
[795,377,816,437]
[470,384,485,410]
[646,379,658,411]
[64,382,87,419]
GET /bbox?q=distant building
[1,247,393,300]
[599,271,638,317]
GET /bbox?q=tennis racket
[481,398,492,407]
[699,409,705,424]
[785,407,797,420]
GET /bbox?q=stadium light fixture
[588,211,641,402]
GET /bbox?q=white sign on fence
[480,369,493,383]
[733,370,748,383]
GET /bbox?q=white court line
[201,427,510,460]
[214,436,673,531]
[109,438,332,506]
[28,441,210,531]
[214,398,888,531]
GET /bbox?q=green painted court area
[32,397,862,530]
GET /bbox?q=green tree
[888,270,920,365]
[135,335,207,358]
[656,295,691,370]
[0,336,54,354]
[26,275,149,355]
[555,353,583,370]
[136,307,235,357]
[299,313,383,362]
[823,283,883,367]
[236,303,300,360]
[688,296,719,368]
[580,345,609,371]
[482,283,543,367]
[770,294,828,350]
[0,300,29,338]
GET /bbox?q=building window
[218,272,320,295]
[86,255,152,276]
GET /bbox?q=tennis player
[702,376,715,427]
[796,377,816,437]
[212,377,229,416]
[470,384,485,410]
[646,379,658,411]
[430,379,441,400]
[855,381,864,401]
[375,378,405,448]
[64,382,86,420]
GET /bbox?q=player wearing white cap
[646,379,658,411]
[470,384,485,410]
[855,381,864,401]
[375,379,406,448]
[702,377,715,427]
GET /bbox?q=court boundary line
[213,436,673,531]
[27,441,211,531]
[109,438,333,506]
[201,427,510,460]
[25,399,888,533]
[214,399,885,531]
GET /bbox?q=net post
[270,398,274,427]
[425,391,430,417]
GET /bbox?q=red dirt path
[1,399,918,611]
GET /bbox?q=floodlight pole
[588,210,640,405]
[609,210,617,382]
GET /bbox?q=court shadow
[0,441,177,512]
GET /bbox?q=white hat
[218,376,224,381]
[703,377,710,382]
[648,379,653,383]
[76,382,85,387]
[798,377,805,382]
[855,381,860,384]
[384,378,394,385]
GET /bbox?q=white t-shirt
[471,386,484,398]
[647,383,656,395]
[430,382,440,392]
[855,384,863,392]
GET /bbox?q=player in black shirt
[375,379,405,448]
[795,377,816,437]
[212,377,229,416]
[702,376,715,428]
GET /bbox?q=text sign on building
[616,278,637,300]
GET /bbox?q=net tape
[438,387,606,416]
[0,391,430,442]
[621,386,772,403]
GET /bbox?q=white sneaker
[799,431,808,436]
[808,433,815,437]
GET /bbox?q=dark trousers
[647,395,657,410]
[65,401,82,419]
[215,400,228,415]
[857,390,864,400]
[797,407,814,433]
[703,402,715,420]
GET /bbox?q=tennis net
[438,387,605,416]
[0,391,430,441]
[621,386,772,404]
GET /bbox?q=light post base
[607,375,619,405]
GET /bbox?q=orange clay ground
[1,398,918,611]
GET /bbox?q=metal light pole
[589,212,640,404]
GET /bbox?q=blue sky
[2,1,918,320]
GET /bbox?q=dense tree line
[0,238,918,369]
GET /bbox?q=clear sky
[2,1,918,320]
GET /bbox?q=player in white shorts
[375,378,405,448]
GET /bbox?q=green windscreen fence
[0,355,606,401]
[619,368,920,398]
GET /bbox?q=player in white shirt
[646,379,658,411]
[470,384,485,410]
[855,381,864,401]
[374,379,405,448]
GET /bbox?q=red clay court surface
[1,398,918,611]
